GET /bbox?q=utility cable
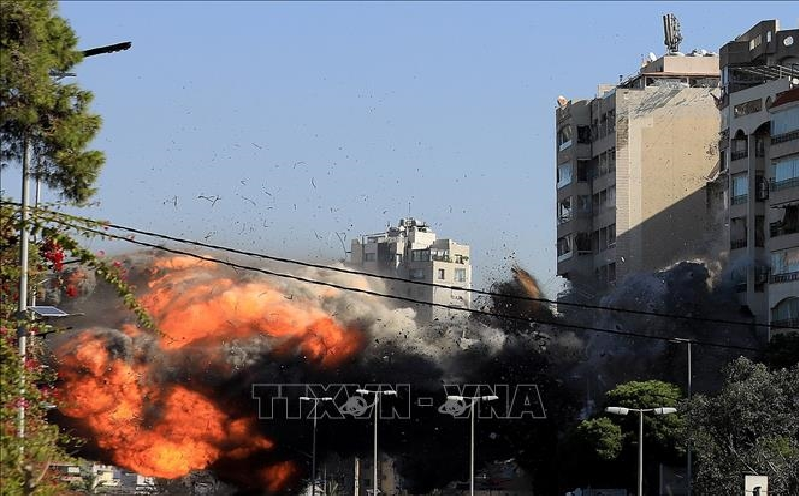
[10,201,794,332]
[44,215,763,353]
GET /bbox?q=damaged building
[555,22,722,297]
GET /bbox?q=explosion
[53,254,366,490]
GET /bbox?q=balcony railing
[771,130,799,144]
[731,194,748,205]
[770,222,799,237]
[770,177,799,192]
[730,239,747,249]
[731,150,748,161]
[772,317,799,329]
[771,271,799,284]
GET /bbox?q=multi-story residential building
[555,45,721,294]
[350,217,471,323]
[718,20,799,336]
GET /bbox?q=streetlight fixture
[606,406,677,496]
[670,337,693,495]
[300,396,334,496]
[447,395,499,496]
[355,389,397,496]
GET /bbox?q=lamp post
[300,397,334,496]
[606,406,677,496]
[447,395,499,496]
[17,40,132,448]
[356,389,397,496]
[671,337,693,494]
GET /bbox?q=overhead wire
[39,214,763,353]
[10,201,794,331]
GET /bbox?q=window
[598,153,608,176]
[730,216,747,249]
[772,247,799,275]
[608,223,616,246]
[364,253,376,262]
[557,236,572,260]
[454,268,467,283]
[591,230,599,252]
[731,173,748,204]
[608,263,616,283]
[733,99,762,118]
[576,195,591,214]
[557,125,572,151]
[410,268,425,280]
[771,107,799,137]
[576,161,590,182]
[411,249,430,262]
[437,268,445,280]
[557,163,573,188]
[772,157,799,189]
[558,196,573,224]
[599,227,607,251]
[577,125,591,144]
[772,298,799,326]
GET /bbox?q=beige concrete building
[555,50,721,294]
[718,20,799,336]
[350,217,471,323]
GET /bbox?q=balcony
[731,150,748,162]
[730,239,747,250]
[731,194,748,206]
[772,317,799,329]
[770,222,799,238]
[771,130,799,145]
[770,177,799,192]
[771,271,799,284]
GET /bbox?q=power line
[13,201,793,332]
[43,215,762,353]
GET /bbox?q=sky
[3,2,797,294]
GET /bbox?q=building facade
[350,218,471,323]
[556,51,721,295]
[718,20,799,336]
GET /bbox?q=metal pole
[373,395,379,496]
[687,342,692,495]
[638,409,643,496]
[311,402,317,496]
[470,399,476,496]
[354,458,360,496]
[18,135,31,446]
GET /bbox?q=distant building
[555,36,721,295]
[717,19,799,337]
[350,218,471,323]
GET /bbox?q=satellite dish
[557,95,568,107]
[648,52,658,62]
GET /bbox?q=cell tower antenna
[663,13,682,54]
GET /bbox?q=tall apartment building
[555,46,721,294]
[350,218,471,323]
[718,20,799,336]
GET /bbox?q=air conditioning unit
[757,178,769,201]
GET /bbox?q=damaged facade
[555,50,721,296]
[350,217,472,323]
[718,20,799,336]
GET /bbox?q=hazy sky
[4,2,796,294]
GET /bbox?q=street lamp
[606,406,677,496]
[300,396,334,496]
[356,389,397,496]
[447,395,499,496]
[670,337,693,495]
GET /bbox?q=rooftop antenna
[663,13,682,54]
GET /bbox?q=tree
[557,380,684,492]
[685,357,799,495]
[1,0,104,204]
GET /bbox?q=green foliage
[575,416,622,461]
[0,0,104,204]
[685,357,799,495]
